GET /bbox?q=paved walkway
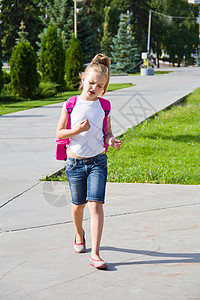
[0,67,200,299]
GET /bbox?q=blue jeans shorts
[65,154,107,206]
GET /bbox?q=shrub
[39,23,65,85]
[35,81,59,98]
[3,71,11,84]
[1,82,13,96]
[10,41,39,98]
[0,58,4,94]
[65,35,84,88]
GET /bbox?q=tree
[0,0,43,59]
[39,23,65,84]
[111,14,141,73]
[150,0,199,66]
[77,7,99,62]
[0,57,4,94]
[10,36,39,98]
[41,0,72,35]
[100,6,115,57]
[65,35,84,88]
[109,0,150,51]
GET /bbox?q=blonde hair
[80,53,111,96]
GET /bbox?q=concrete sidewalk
[1,67,200,205]
[1,183,200,299]
[0,67,200,299]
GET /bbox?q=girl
[56,54,121,269]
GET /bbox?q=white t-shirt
[63,96,110,157]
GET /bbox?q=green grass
[0,83,134,115]
[129,70,173,76]
[107,88,200,185]
[45,87,200,185]
[154,70,172,75]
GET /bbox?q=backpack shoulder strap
[98,97,111,153]
[98,97,111,117]
[66,95,78,114]
[65,96,78,129]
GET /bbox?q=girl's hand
[109,137,122,151]
[77,119,91,133]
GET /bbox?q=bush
[10,41,39,98]
[65,35,84,88]
[39,23,65,85]
[35,81,59,98]
[1,82,13,96]
[0,58,4,94]
[3,71,11,84]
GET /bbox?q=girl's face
[81,70,107,101]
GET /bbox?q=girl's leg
[72,203,86,243]
[88,201,104,260]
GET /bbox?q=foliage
[111,14,141,73]
[9,40,39,98]
[100,6,113,57]
[39,23,65,85]
[2,71,11,84]
[65,35,84,88]
[0,0,43,59]
[77,7,99,62]
[35,82,59,98]
[108,0,150,51]
[150,0,199,66]
[0,0,199,76]
[0,57,4,94]
[39,0,72,50]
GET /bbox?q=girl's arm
[56,108,90,139]
[105,116,121,151]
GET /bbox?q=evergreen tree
[0,57,4,94]
[16,21,29,44]
[108,0,150,51]
[9,24,39,99]
[77,7,99,62]
[65,35,84,88]
[38,0,73,52]
[0,0,43,59]
[111,14,141,73]
[39,23,65,84]
[38,1,99,62]
[43,0,72,36]
[100,6,113,57]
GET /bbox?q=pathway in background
[1,67,200,205]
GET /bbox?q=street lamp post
[147,9,152,70]
[73,0,83,38]
[141,9,154,76]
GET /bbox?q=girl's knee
[72,203,86,211]
[88,201,103,214]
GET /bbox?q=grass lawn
[107,88,200,185]
[0,83,134,115]
[45,87,200,185]
[129,70,173,76]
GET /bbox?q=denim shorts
[65,154,107,205]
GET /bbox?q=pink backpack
[56,95,111,160]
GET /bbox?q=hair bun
[92,53,111,69]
